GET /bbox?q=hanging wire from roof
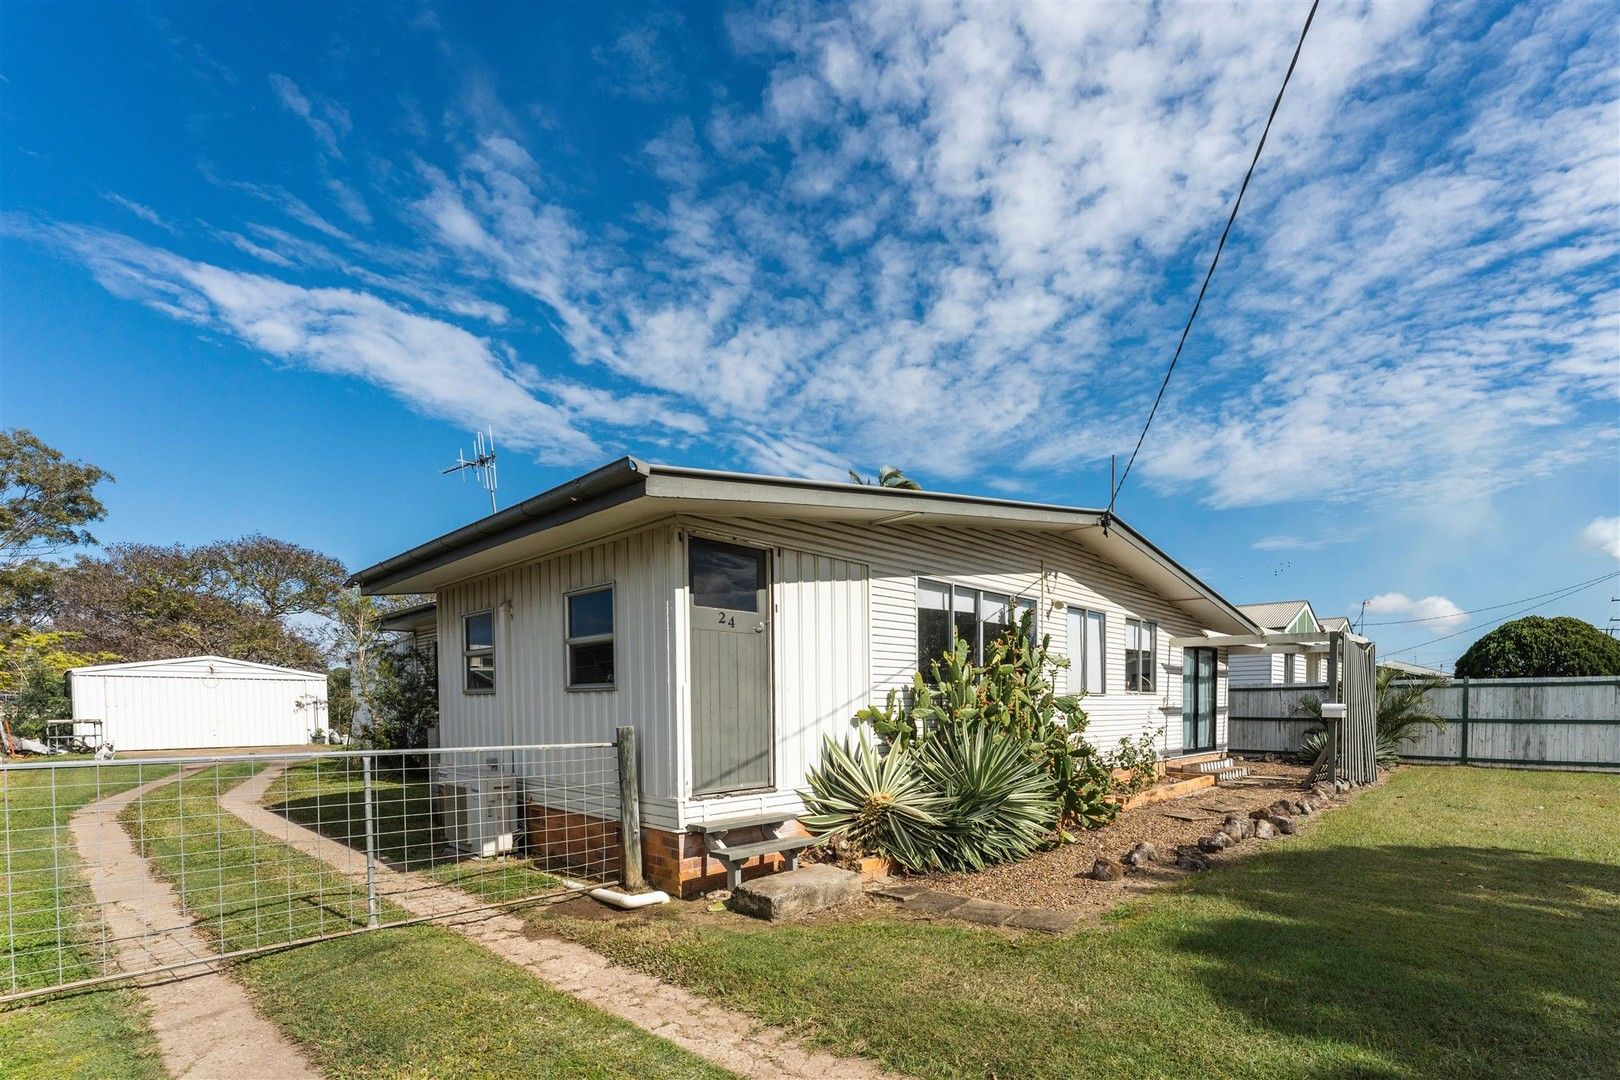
[1105,0,1322,521]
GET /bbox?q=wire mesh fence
[1,741,623,1003]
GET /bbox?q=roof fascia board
[351,458,649,592]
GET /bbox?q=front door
[1182,647,1217,753]
[689,538,773,796]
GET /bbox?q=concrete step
[1212,767,1250,783]
[1191,757,1236,773]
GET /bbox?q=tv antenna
[443,428,498,513]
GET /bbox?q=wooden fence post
[1459,678,1471,766]
[616,726,646,892]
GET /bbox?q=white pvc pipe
[588,886,671,910]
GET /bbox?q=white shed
[68,656,328,751]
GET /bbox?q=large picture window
[463,611,495,694]
[916,579,1035,670]
[1125,618,1157,693]
[1065,607,1106,694]
[566,586,615,689]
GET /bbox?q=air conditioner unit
[432,767,519,857]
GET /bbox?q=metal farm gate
[1,734,644,1003]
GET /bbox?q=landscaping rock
[1252,818,1277,839]
[1264,813,1297,835]
[1174,848,1212,871]
[1123,842,1158,867]
[1249,807,1273,822]
[1197,833,1232,853]
[1269,799,1297,817]
[1220,815,1254,841]
[1088,858,1123,882]
[1291,800,1311,815]
[728,865,861,921]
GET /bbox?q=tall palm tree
[848,466,922,490]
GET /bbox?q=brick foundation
[522,799,810,899]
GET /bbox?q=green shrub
[799,733,947,873]
[916,727,1059,871]
[1454,615,1620,678]
[1106,728,1163,796]
[1295,669,1446,767]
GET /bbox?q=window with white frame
[916,580,1035,671]
[1065,607,1106,694]
[1124,618,1157,693]
[566,586,615,688]
[463,611,495,693]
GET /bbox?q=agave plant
[798,733,946,872]
[916,727,1059,872]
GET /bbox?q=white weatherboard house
[354,458,1261,896]
[1228,600,1337,686]
[68,656,328,751]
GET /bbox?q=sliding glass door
[1182,648,1217,753]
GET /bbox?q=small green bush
[1106,728,1163,796]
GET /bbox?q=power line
[1107,0,1321,516]
[1363,570,1620,626]
[1382,574,1618,658]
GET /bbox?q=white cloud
[25,3,1620,502]
[1364,592,1467,634]
[9,218,704,462]
[268,74,350,158]
[102,193,176,234]
[1580,516,1620,561]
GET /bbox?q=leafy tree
[47,541,327,669]
[327,666,355,740]
[0,429,112,559]
[202,534,346,620]
[847,466,922,490]
[0,430,112,629]
[365,644,438,751]
[1453,616,1620,679]
[0,629,118,741]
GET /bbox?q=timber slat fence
[1230,677,1619,772]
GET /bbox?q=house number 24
[716,612,736,627]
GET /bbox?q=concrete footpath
[221,764,905,1080]
[71,770,322,1079]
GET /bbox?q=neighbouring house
[67,655,329,751]
[349,457,1262,896]
[1229,600,1339,686]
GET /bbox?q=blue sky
[2,1,1616,669]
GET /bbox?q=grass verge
[127,764,731,1079]
[0,761,168,1080]
[535,767,1620,1080]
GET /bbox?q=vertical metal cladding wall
[68,657,326,750]
[1341,639,1379,784]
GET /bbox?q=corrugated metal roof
[1237,600,1313,630]
[1319,616,1352,631]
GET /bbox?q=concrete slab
[729,865,862,921]
[1004,908,1083,934]
[868,881,926,902]
[905,889,970,916]
[951,899,1022,926]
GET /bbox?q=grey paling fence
[1228,684,1329,754]
[1,738,635,1004]
[1231,677,1620,772]
[1399,677,1620,771]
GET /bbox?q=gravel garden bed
[917,773,1347,913]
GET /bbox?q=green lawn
[119,764,732,1079]
[0,762,168,1080]
[532,767,1620,1080]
